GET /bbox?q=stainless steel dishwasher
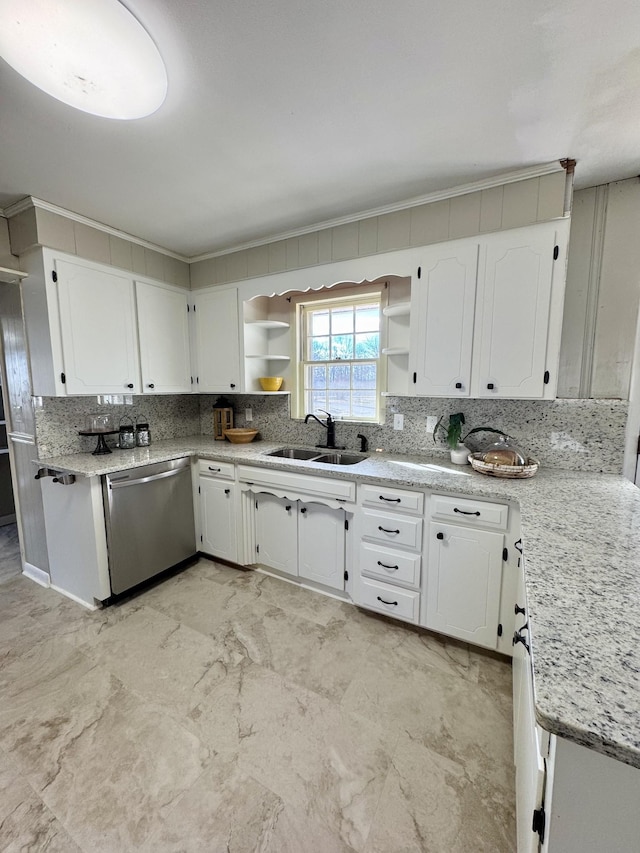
[103,457,196,595]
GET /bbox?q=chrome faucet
[304,410,344,449]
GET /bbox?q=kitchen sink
[313,452,368,465]
[267,448,323,460]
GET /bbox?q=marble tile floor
[0,560,516,852]
[0,523,21,585]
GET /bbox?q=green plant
[433,413,508,450]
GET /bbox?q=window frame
[293,284,385,423]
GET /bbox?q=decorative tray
[469,452,539,479]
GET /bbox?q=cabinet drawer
[360,483,424,514]
[430,493,508,530]
[359,542,421,589]
[357,577,420,624]
[360,509,423,550]
[198,459,236,480]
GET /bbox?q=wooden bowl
[223,428,258,444]
[259,376,283,391]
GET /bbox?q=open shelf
[245,319,290,329]
[383,302,410,317]
[245,354,290,360]
[0,266,27,284]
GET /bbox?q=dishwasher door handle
[108,467,186,489]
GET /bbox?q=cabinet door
[200,477,237,562]
[55,258,140,394]
[410,243,478,397]
[255,492,297,575]
[475,228,555,398]
[425,521,503,649]
[136,281,192,393]
[298,502,345,591]
[194,288,241,393]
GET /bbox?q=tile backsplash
[201,394,629,474]
[36,392,628,474]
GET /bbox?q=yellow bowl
[258,376,283,392]
[223,428,258,444]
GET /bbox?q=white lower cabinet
[424,521,504,649]
[255,492,298,575]
[198,460,238,563]
[298,502,346,590]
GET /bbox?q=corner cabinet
[409,221,567,399]
[192,287,242,393]
[20,248,193,397]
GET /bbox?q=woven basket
[469,452,539,479]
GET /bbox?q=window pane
[353,363,377,389]
[354,332,379,359]
[309,336,330,360]
[309,390,327,412]
[351,391,376,419]
[355,304,379,333]
[331,307,353,334]
[307,364,326,389]
[327,391,350,416]
[329,363,350,389]
[331,334,353,359]
[309,310,329,336]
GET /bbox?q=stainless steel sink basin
[313,452,368,465]
[267,448,322,460]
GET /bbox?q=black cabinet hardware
[208,467,221,472]
[285,505,291,511]
[413,372,417,383]
[377,560,399,570]
[514,538,523,553]
[126,383,134,389]
[417,266,421,278]
[515,604,526,615]
[379,495,401,503]
[436,531,444,540]
[453,507,480,516]
[503,547,508,561]
[147,383,155,389]
[378,526,399,534]
[357,433,368,452]
[230,383,236,388]
[60,372,66,384]
[544,370,550,384]
[455,382,462,389]
[300,507,307,514]
[224,488,230,495]
[553,244,559,260]
[532,807,546,843]
[52,270,58,282]
[377,596,398,606]
[487,382,494,390]
[497,623,503,637]
[344,570,349,581]
[512,631,530,653]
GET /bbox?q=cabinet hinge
[543,370,550,384]
[187,304,190,313]
[191,376,194,385]
[51,269,57,283]
[344,519,349,531]
[417,266,421,279]
[553,245,559,260]
[497,623,503,637]
[256,544,259,554]
[196,376,199,384]
[532,807,546,843]
[502,547,508,562]
[200,534,203,542]
[60,372,66,384]
[255,500,258,509]
[198,485,201,494]
[344,570,349,581]
[193,304,196,312]
[413,372,417,384]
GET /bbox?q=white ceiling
[1,0,640,258]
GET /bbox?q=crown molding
[189,160,567,262]
[1,197,190,263]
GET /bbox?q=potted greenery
[433,412,507,465]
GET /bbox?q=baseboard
[22,562,50,587]
[49,583,99,611]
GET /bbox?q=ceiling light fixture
[0,0,167,119]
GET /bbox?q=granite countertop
[37,436,640,770]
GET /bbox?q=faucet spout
[304,410,344,449]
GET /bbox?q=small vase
[449,443,469,465]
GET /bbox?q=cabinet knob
[515,604,526,616]
[147,383,155,389]
[455,382,462,389]
[126,383,134,389]
[230,383,236,389]
[436,531,444,540]
[300,507,307,514]
[225,488,230,495]
[487,382,495,390]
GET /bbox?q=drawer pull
[377,560,399,570]
[208,466,221,472]
[379,495,401,503]
[376,596,398,606]
[378,526,400,534]
[453,507,480,516]
[515,604,526,616]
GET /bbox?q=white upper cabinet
[409,222,566,400]
[410,243,478,397]
[55,258,140,395]
[193,288,242,393]
[474,227,556,398]
[136,281,191,393]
